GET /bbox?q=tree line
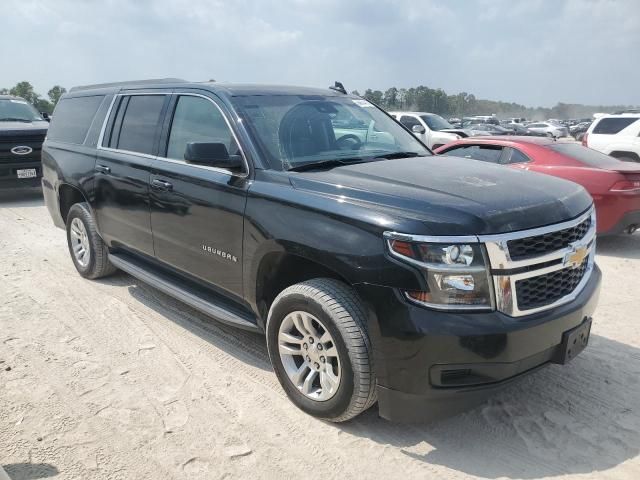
[354,86,636,120]
[2,80,635,120]
[0,81,66,114]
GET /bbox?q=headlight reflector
[387,236,494,311]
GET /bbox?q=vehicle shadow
[2,463,59,480]
[97,273,639,479]
[0,188,43,208]
[95,272,272,372]
[596,233,640,260]
[339,333,640,479]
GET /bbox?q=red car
[434,137,640,235]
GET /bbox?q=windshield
[421,114,453,131]
[231,95,430,170]
[547,143,626,168]
[0,99,43,122]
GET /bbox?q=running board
[108,253,260,332]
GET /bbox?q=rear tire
[66,202,116,279]
[267,278,376,422]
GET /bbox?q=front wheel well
[609,151,640,162]
[255,252,351,321]
[58,184,89,223]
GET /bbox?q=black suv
[0,95,48,188]
[42,80,601,422]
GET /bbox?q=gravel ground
[0,188,639,480]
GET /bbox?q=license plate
[557,318,592,364]
[17,168,37,179]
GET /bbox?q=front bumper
[355,264,601,423]
[0,160,42,188]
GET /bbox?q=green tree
[9,81,39,104]
[47,85,67,105]
[383,87,399,109]
[363,89,383,105]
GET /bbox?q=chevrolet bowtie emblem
[564,245,588,269]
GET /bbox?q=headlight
[386,235,494,311]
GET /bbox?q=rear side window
[47,96,104,144]
[114,95,166,155]
[592,117,638,134]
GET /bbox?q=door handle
[151,179,173,191]
[95,164,111,174]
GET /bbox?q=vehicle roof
[66,79,348,98]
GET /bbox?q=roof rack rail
[69,78,186,92]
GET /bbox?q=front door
[149,93,250,299]
[94,93,169,256]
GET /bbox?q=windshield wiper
[0,118,32,122]
[287,158,367,172]
[373,151,426,160]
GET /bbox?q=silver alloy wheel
[70,217,91,268]
[278,311,341,401]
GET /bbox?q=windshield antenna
[329,81,347,95]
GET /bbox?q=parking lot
[0,188,639,480]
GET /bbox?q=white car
[525,122,568,138]
[389,111,460,150]
[583,114,640,162]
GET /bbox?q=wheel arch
[58,183,90,224]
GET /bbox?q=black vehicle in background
[42,80,600,423]
[0,95,49,188]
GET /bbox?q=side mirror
[412,124,426,134]
[184,142,243,169]
[41,112,50,122]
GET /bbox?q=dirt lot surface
[1,189,639,480]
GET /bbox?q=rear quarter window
[47,95,105,144]
[592,117,639,134]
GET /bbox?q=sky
[2,0,639,107]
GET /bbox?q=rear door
[149,92,250,299]
[94,92,170,256]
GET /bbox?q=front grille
[515,258,589,311]
[507,216,591,260]
[0,134,45,163]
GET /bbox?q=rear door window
[47,95,105,144]
[592,117,638,134]
[114,95,167,155]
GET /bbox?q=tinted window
[166,96,238,160]
[592,117,638,134]
[442,144,503,163]
[505,147,530,164]
[47,96,104,144]
[547,143,624,168]
[116,95,166,155]
[421,114,452,131]
[399,116,421,129]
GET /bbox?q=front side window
[115,95,166,155]
[0,98,43,122]
[166,96,238,161]
[399,115,421,129]
[231,95,430,170]
[421,114,453,131]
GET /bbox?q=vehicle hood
[0,120,48,136]
[289,156,592,235]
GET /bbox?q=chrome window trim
[96,92,249,178]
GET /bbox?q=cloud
[1,0,638,107]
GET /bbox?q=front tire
[66,202,116,279]
[267,278,376,422]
